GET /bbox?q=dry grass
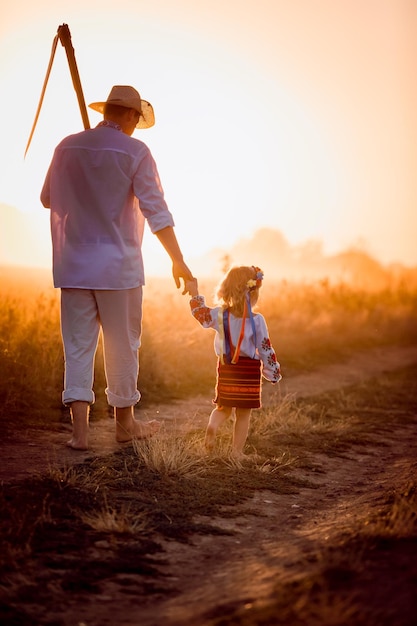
[132,432,207,477]
[1,266,417,624]
[0,292,63,414]
[367,481,417,539]
[250,393,316,437]
[78,497,150,534]
[1,267,416,426]
[0,365,416,625]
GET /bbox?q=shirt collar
[97,120,122,131]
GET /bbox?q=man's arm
[40,167,51,208]
[155,226,194,293]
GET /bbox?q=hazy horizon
[1,1,416,273]
[1,206,416,294]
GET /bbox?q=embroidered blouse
[190,295,282,383]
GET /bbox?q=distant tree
[220,254,232,274]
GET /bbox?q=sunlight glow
[1,1,416,272]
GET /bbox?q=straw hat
[89,85,155,129]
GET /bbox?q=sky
[1,0,416,274]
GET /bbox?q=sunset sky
[1,0,416,274]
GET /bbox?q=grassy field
[0,364,416,625]
[1,265,417,624]
[1,265,416,426]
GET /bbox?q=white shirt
[41,123,175,289]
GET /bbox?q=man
[41,85,194,450]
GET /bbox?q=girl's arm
[187,279,218,329]
[189,294,217,328]
[255,315,282,383]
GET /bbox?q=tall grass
[261,278,417,372]
[1,268,416,424]
[132,432,206,477]
[0,291,63,417]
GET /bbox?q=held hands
[170,259,198,297]
[185,277,199,297]
[172,260,196,295]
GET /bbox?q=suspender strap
[219,296,257,365]
[231,302,247,364]
[223,310,233,364]
[218,308,225,364]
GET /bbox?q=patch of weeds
[132,432,206,477]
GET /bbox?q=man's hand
[172,260,194,295]
[154,227,194,294]
[185,278,199,297]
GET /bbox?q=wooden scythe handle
[57,24,90,131]
[24,23,90,157]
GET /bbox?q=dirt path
[2,343,417,483]
[33,343,417,626]
[124,420,417,626]
[2,343,417,625]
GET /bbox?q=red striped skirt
[214,357,262,409]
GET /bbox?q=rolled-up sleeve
[133,149,175,233]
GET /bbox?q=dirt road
[2,344,417,483]
[1,344,417,626]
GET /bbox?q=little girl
[186,266,281,455]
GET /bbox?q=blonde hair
[215,266,261,317]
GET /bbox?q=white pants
[60,287,143,407]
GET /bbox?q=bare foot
[230,450,249,459]
[204,425,216,452]
[68,401,89,451]
[66,437,88,451]
[116,419,160,443]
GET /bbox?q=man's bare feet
[68,401,89,450]
[66,437,89,451]
[230,449,249,460]
[115,419,160,443]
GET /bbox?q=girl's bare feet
[204,407,230,452]
[204,425,216,452]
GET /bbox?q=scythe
[24,23,90,157]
